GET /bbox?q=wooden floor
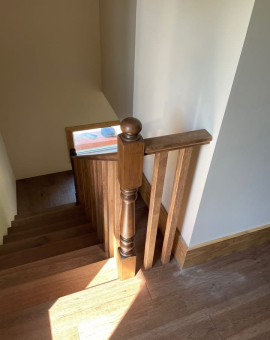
[16,171,76,214]
[6,172,270,340]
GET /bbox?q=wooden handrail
[71,130,211,161]
[71,152,117,161]
[144,129,212,155]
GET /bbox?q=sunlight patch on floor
[78,272,145,340]
[48,268,145,340]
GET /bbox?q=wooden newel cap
[120,117,142,142]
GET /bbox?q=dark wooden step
[0,245,107,290]
[0,258,117,316]
[4,216,89,243]
[11,205,83,227]
[0,224,93,257]
[9,208,86,234]
[14,203,77,220]
[0,233,99,271]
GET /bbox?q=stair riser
[14,203,77,220]
[11,207,84,228]
[0,224,93,257]
[4,217,90,243]
[9,210,86,234]
[0,233,99,271]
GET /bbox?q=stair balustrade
[70,117,212,280]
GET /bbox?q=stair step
[0,245,107,290]
[0,224,93,257]
[15,203,77,220]
[4,216,89,243]
[9,208,86,234]
[0,258,118,316]
[0,233,99,270]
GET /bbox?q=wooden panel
[139,173,186,267]
[73,153,117,161]
[144,129,212,155]
[102,161,109,254]
[117,136,145,190]
[73,156,120,255]
[139,174,168,234]
[96,161,104,242]
[85,160,95,224]
[92,160,100,235]
[161,148,193,264]
[114,163,121,262]
[107,161,116,257]
[65,120,120,150]
[144,151,168,270]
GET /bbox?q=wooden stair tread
[0,245,107,290]
[10,205,84,230]
[0,224,94,256]
[15,203,77,220]
[0,258,140,316]
[0,233,99,270]
[4,216,90,243]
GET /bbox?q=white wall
[190,0,270,246]
[0,132,17,245]
[133,0,254,245]
[100,0,137,120]
[0,0,118,179]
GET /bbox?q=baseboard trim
[139,174,270,269]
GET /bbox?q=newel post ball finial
[120,117,142,142]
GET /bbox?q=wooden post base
[117,248,136,280]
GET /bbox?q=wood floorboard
[211,293,270,339]
[0,245,107,290]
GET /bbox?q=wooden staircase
[0,203,116,318]
[0,117,213,339]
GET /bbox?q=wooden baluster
[114,162,121,265]
[101,161,109,255]
[107,161,116,258]
[117,117,144,280]
[161,148,193,264]
[69,148,79,205]
[144,151,168,270]
[96,160,104,242]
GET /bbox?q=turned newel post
[69,148,79,205]
[117,117,144,280]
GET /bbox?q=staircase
[0,118,213,339]
[0,202,117,317]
